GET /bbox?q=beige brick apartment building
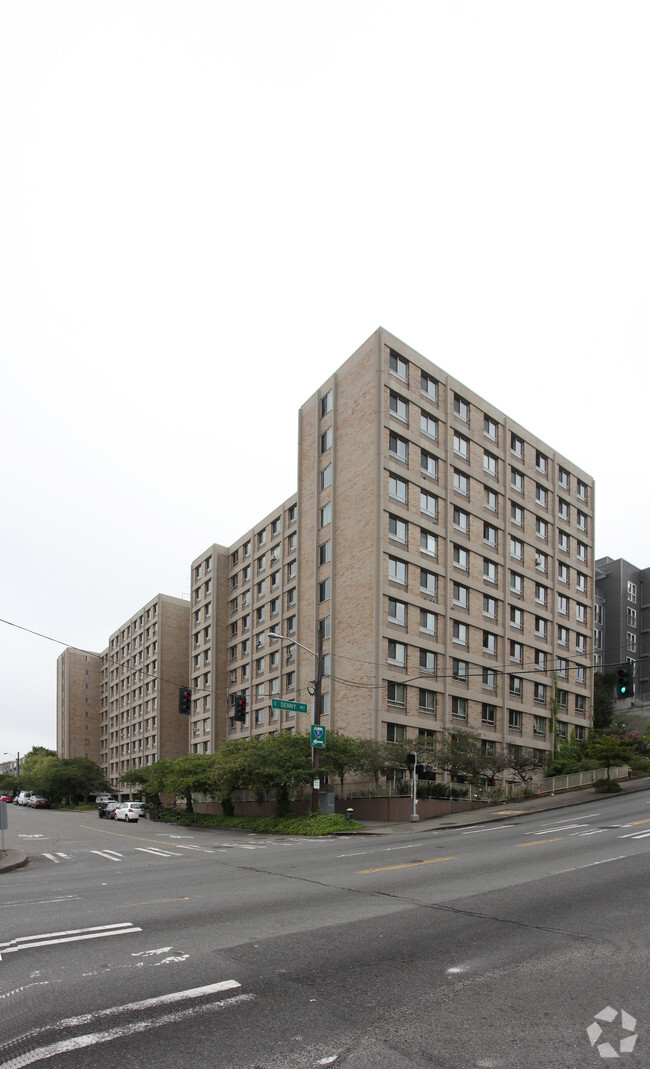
[189,328,595,767]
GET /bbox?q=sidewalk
[348,776,650,835]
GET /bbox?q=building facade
[56,647,102,762]
[191,329,596,765]
[595,556,649,703]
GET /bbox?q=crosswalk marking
[135,847,183,857]
[91,850,124,862]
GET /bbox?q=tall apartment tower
[56,647,102,761]
[595,556,649,701]
[191,329,595,762]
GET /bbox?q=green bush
[593,778,622,793]
[153,810,364,835]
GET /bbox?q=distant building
[57,648,102,762]
[595,557,649,703]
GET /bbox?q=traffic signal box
[616,663,635,700]
[178,687,192,714]
[234,694,247,722]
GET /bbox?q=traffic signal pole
[310,629,323,815]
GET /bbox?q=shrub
[593,778,622,794]
[153,810,364,835]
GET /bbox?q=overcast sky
[1,1,648,763]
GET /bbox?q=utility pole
[310,628,323,815]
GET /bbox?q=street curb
[0,849,28,874]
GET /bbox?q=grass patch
[154,810,364,835]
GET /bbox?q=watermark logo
[587,1006,638,1058]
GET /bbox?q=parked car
[95,795,115,806]
[0,795,13,803]
[123,801,146,818]
[28,796,51,808]
[114,802,140,823]
[98,801,120,819]
[15,791,34,806]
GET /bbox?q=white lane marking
[536,823,588,833]
[135,847,182,857]
[43,854,60,863]
[0,923,142,959]
[0,896,80,911]
[337,851,368,857]
[131,948,173,957]
[618,830,650,839]
[1,982,251,1068]
[462,826,515,835]
[56,853,71,859]
[91,850,124,862]
[588,856,628,865]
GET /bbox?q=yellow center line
[356,856,458,874]
[79,824,190,849]
[624,818,650,827]
[516,837,564,847]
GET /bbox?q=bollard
[346,807,354,821]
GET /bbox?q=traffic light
[178,687,192,715]
[406,752,416,767]
[616,663,634,700]
[234,694,247,722]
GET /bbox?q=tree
[319,732,363,794]
[593,672,615,731]
[433,729,483,781]
[33,757,108,804]
[585,735,636,779]
[159,754,216,814]
[354,738,411,787]
[506,746,543,784]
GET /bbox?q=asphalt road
[1,796,649,1068]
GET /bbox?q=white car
[14,791,34,806]
[114,802,140,823]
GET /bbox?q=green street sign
[311,725,326,749]
[271,699,308,714]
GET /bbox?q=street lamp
[269,630,323,814]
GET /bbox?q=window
[320,501,332,528]
[482,523,497,548]
[510,606,522,629]
[389,475,408,504]
[320,427,332,453]
[286,588,296,607]
[453,544,468,570]
[557,625,568,647]
[575,665,586,684]
[510,641,522,663]
[452,659,468,682]
[318,578,330,603]
[536,450,547,475]
[453,432,469,460]
[483,595,497,619]
[575,694,586,716]
[627,581,637,603]
[509,676,522,697]
[576,572,587,594]
[388,598,406,626]
[509,709,522,731]
[420,490,437,518]
[389,391,408,422]
[557,595,568,615]
[627,606,637,627]
[421,412,438,440]
[389,432,408,462]
[510,468,524,495]
[389,349,408,381]
[511,503,523,526]
[389,514,407,543]
[575,603,586,625]
[533,716,546,736]
[558,562,568,584]
[420,569,437,597]
[388,557,407,585]
[420,530,437,556]
[421,450,437,478]
[287,532,297,552]
[453,507,469,533]
[558,466,569,489]
[558,498,569,521]
[510,433,524,458]
[534,683,546,704]
[576,633,586,654]
[556,657,568,678]
[453,621,468,645]
[483,667,497,690]
[257,579,266,598]
[386,723,405,742]
[454,394,469,422]
[320,464,332,491]
[558,530,569,553]
[387,640,406,667]
[320,390,332,418]
[557,690,568,709]
[535,518,547,541]
[576,510,587,533]
[484,415,498,441]
[319,616,330,640]
[510,536,523,561]
[577,541,587,562]
[483,452,497,478]
[535,484,547,508]
[535,616,547,639]
[510,571,523,597]
[421,371,438,400]
[482,704,496,726]
[627,632,637,653]
[453,470,469,496]
[483,558,497,583]
[483,631,497,656]
[535,551,548,573]
[453,582,468,608]
[319,540,331,566]
[419,649,436,675]
[387,683,406,707]
[577,479,587,502]
[420,609,436,634]
[419,689,436,714]
[452,696,467,720]
[485,488,498,513]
